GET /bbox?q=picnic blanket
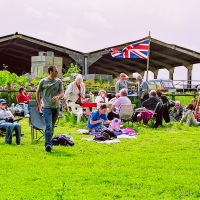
[82,138,120,144]
[77,129,138,137]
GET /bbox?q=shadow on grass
[47,149,75,157]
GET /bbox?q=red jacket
[16,92,31,104]
[137,110,153,125]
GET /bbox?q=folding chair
[0,126,6,137]
[119,104,134,126]
[150,102,161,126]
[28,100,46,143]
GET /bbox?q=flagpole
[146,31,151,81]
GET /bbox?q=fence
[0,89,35,106]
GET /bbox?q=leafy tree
[63,63,81,78]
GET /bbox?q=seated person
[142,90,161,111]
[180,103,200,126]
[133,90,170,127]
[107,88,131,120]
[108,93,120,104]
[0,99,21,145]
[143,90,171,127]
[132,90,161,123]
[16,86,31,104]
[64,75,85,105]
[16,86,31,117]
[128,86,137,96]
[156,90,163,105]
[191,98,197,110]
[170,101,183,121]
[87,104,109,132]
[95,89,108,103]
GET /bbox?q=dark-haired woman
[87,104,109,132]
[16,86,31,117]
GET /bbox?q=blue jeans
[1,122,21,144]
[23,104,29,115]
[43,107,60,148]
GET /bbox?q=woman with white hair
[65,74,85,105]
[135,74,149,103]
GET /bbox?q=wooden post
[146,32,151,81]
[7,83,11,106]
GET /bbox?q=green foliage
[97,76,103,84]
[30,73,48,87]
[63,63,81,78]
[0,70,18,86]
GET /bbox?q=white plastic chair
[67,102,83,123]
[119,104,134,126]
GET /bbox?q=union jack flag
[1,86,6,90]
[109,48,124,59]
[110,39,149,59]
[10,84,15,90]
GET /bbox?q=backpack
[52,134,74,146]
[109,118,121,131]
[94,127,117,141]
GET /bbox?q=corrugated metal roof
[0,33,200,77]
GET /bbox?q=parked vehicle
[148,79,176,92]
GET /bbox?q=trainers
[25,114,30,118]
[45,145,52,152]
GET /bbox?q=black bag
[15,110,24,117]
[52,134,74,146]
[94,128,117,141]
[5,117,14,123]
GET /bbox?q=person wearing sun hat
[115,73,135,94]
[0,99,21,145]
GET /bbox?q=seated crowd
[60,73,200,130]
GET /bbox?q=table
[82,102,97,108]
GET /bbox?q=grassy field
[0,117,200,200]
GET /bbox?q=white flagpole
[146,31,151,81]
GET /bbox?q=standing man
[36,65,64,152]
[135,74,149,103]
[115,73,135,94]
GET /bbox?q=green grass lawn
[0,118,200,200]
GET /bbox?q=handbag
[5,117,14,123]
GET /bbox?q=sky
[1,0,200,83]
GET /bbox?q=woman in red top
[16,86,31,117]
[16,86,31,104]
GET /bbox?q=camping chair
[150,102,161,126]
[28,100,46,143]
[0,125,6,137]
[0,117,23,137]
[119,104,134,126]
[66,102,83,123]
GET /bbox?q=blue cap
[0,99,7,104]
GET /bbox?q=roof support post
[153,69,159,79]
[84,56,88,76]
[186,64,193,88]
[169,67,175,80]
